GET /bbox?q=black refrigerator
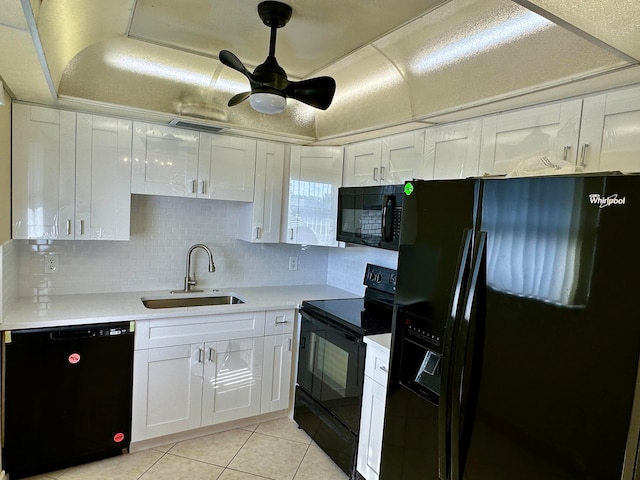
[380,174,640,480]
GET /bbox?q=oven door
[297,308,366,433]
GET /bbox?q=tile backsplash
[2,240,18,317]
[15,195,331,297]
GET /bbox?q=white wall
[14,195,332,296]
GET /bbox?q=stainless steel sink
[141,294,245,309]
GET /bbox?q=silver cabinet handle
[290,228,294,240]
[79,219,84,236]
[199,181,206,194]
[288,338,292,352]
[66,219,71,236]
[190,180,197,194]
[275,317,288,325]
[208,347,215,362]
[563,145,571,161]
[198,348,205,363]
[380,166,385,181]
[256,227,261,239]
[373,167,379,181]
[380,366,388,373]
[580,143,590,168]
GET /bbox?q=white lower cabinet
[357,336,390,480]
[132,309,296,442]
[202,337,264,425]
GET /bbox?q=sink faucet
[174,244,215,293]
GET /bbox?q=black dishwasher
[2,321,135,479]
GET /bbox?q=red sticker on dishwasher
[68,353,81,364]
[113,433,125,443]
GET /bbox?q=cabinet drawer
[136,311,266,349]
[364,341,390,386]
[264,309,296,336]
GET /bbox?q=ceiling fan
[219,1,336,114]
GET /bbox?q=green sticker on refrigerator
[404,182,414,196]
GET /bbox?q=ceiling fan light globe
[250,92,286,114]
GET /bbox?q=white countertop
[364,333,391,351]
[1,285,358,330]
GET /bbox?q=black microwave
[337,184,404,250]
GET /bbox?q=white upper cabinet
[131,122,199,197]
[198,134,256,201]
[12,105,132,240]
[479,100,582,176]
[131,124,256,201]
[12,104,76,240]
[343,139,382,186]
[381,130,426,184]
[76,113,132,240]
[422,120,482,180]
[343,130,425,186]
[238,141,285,243]
[578,85,640,173]
[285,146,343,247]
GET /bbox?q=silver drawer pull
[379,366,388,373]
[275,318,288,325]
[208,347,215,362]
[198,348,205,363]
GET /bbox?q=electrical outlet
[45,254,59,274]
[288,256,298,271]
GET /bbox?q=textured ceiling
[0,0,638,144]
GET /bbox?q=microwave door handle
[382,195,396,242]
[450,231,486,480]
[438,229,473,480]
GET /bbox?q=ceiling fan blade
[285,76,336,110]
[228,91,251,107]
[219,50,257,82]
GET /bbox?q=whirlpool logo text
[588,193,627,208]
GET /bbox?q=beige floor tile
[56,449,163,480]
[228,432,308,480]
[168,428,252,467]
[254,418,312,445]
[152,441,177,453]
[293,445,349,480]
[218,468,273,479]
[139,453,225,480]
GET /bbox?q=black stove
[301,264,397,335]
[295,263,397,479]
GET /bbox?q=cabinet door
[261,334,293,414]
[479,100,582,176]
[286,146,343,247]
[132,344,203,440]
[198,133,256,201]
[381,130,425,184]
[343,140,382,186]
[422,120,482,180]
[238,141,285,243]
[131,122,199,197]
[579,85,640,173]
[12,104,76,239]
[357,377,387,480]
[76,114,132,240]
[201,337,263,426]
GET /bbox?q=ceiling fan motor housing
[258,1,292,28]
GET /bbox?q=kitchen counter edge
[1,285,358,330]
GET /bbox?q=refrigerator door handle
[450,231,487,480]
[438,229,474,480]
